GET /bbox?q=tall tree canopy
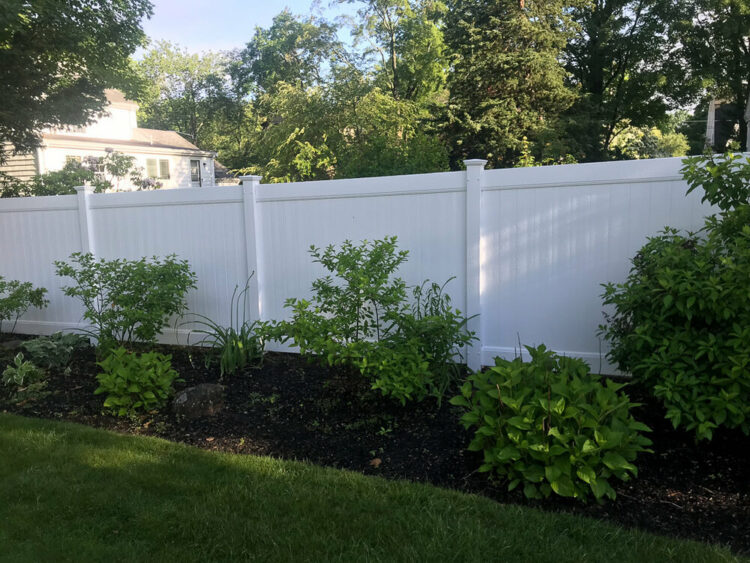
[342,0,448,103]
[134,41,233,149]
[442,0,580,168]
[235,10,340,95]
[0,0,153,159]
[672,0,750,151]
[563,0,687,161]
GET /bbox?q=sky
[139,0,355,54]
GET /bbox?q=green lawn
[0,414,742,563]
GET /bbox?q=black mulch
[2,335,748,556]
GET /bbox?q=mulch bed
[2,334,749,555]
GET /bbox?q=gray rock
[172,383,225,419]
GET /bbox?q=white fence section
[0,157,711,373]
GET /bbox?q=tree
[235,11,340,95]
[134,42,234,150]
[0,0,153,160]
[671,0,750,151]
[441,0,579,168]
[562,1,686,161]
[342,0,448,103]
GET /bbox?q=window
[190,160,201,183]
[146,158,170,179]
[64,155,81,166]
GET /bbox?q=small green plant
[0,277,48,332]
[451,345,651,502]
[22,332,90,373]
[276,237,474,405]
[601,153,750,441]
[95,347,180,416]
[55,253,197,352]
[2,353,49,404]
[183,276,265,377]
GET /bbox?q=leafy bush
[95,347,180,416]
[22,332,90,373]
[0,277,48,332]
[185,276,266,377]
[277,237,474,404]
[55,253,196,352]
[601,153,750,441]
[2,353,49,405]
[451,345,651,502]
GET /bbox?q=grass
[0,413,743,563]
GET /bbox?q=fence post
[75,185,95,255]
[464,159,487,371]
[240,175,263,321]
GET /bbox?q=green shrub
[95,347,180,416]
[600,153,750,441]
[0,277,48,332]
[185,276,266,377]
[22,332,90,373]
[2,353,48,405]
[450,345,651,502]
[55,253,197,352]
[277,237,474,404]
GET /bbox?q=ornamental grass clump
[600,153,750,441]
[451,345,652,502]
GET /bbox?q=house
[1,90,217,189]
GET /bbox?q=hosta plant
[95,347,180,416]
[22,332,90,373]
[451,345,652,502]
[2,353,49,405]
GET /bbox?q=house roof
[42,129,210,154]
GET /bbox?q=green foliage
[284,237,409,355]
[0,0,152,159]
[609,124,690,160]
[21,332,90,373]
[133,41,235,152]
[278,237,473,404]
[451,345,651,502]
[2,353,48,405]
[185,276,266,377]
[55,253,197,352]
[442,0,579,167]
[0,154,155,198]
[600,153,750,441]
[95,347,180,417]
[0,277,48,332]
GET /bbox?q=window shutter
[159,159,170,179]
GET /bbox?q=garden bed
[2,335,749,555]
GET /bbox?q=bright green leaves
[2,353,49,405]
[278,237,474,405]
[95,347,180,417]
[601,154,750,442]
[452,345,652,503]
[55,253,197,354]
[0,276,48,333]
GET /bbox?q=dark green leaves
[451,345,652,502]
[601,154,750,441]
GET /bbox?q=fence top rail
[0,193,77,213]
[87,185,243,209]
[255,170,466,203]
[482,156,688,192]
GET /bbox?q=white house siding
[41,145,215,190]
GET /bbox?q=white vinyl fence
[0,157,712,373]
